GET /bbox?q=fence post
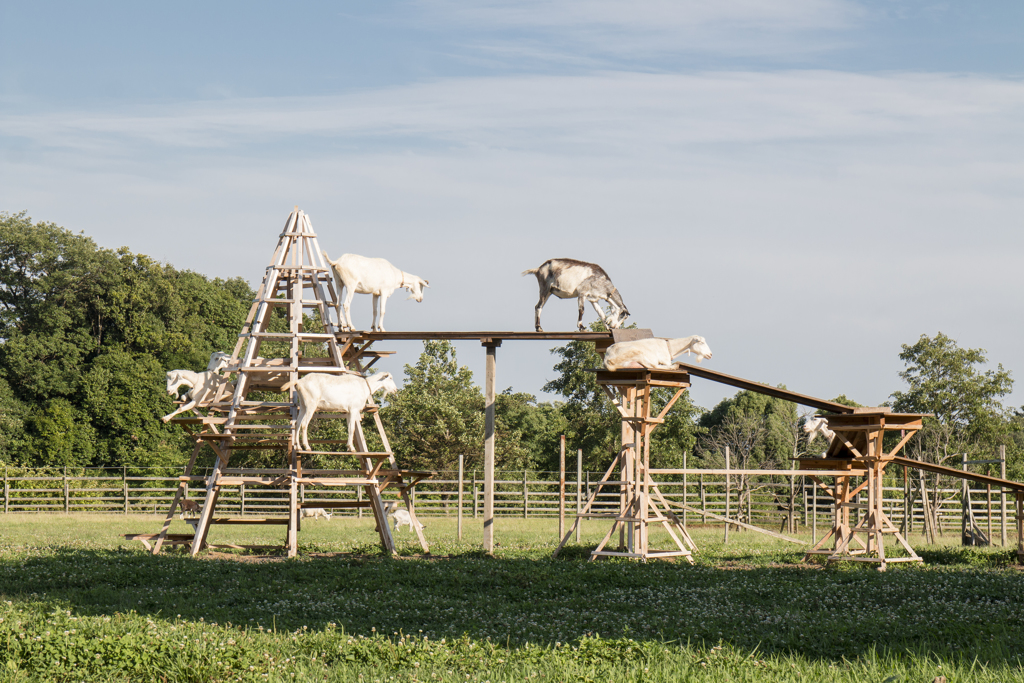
[523,471,528,519]
[576,448,582,542]
[558,436,565,539]
[63,466,69,513]
[240,483,246,516]
[458,454,464,541]
[473,476,479,519]
[357,485,363,519]
[1001,445,1008,547]
[122,467,128,514]
[682,451,687,526]
[3,466,7,514]
[724,446,730,544]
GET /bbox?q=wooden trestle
[799,409,927,571]
[135,207,431,557]
[554,360,698,562]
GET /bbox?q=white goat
[162,352,235,422]
[322,251,429,332]
[603,336,713,371]
[283,372,399,452]
[522,259,629,332]
[301,507,333,520]
[803,416,835,444]
[383,501,424,533]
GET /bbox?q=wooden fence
[1,467,1017,544]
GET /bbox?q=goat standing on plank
[162,351,235,422]
[522,258,629,332]
[603,336,713,371]
[322,251,429,332]
[282,372,398,452]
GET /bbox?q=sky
[1,1,1022,414]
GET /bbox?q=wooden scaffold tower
[554,330,697,562]
[800,408,926,570]
[131,207,430,557]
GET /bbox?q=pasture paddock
[2,514,1024,682]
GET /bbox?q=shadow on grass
[2,544,1023,667]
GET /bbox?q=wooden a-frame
[138,207,429,557]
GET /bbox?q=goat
[803,416,835,445]
[603,336,713,371]
[322,251,429,332]
[383,501,425,534]
[282,372,399,452]
[522,258,629,332]
[178,499,200,520]
[301,507,333,521]
[162,352,235,422]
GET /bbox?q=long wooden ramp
[892,456,1024,492]
[674,361,855,415]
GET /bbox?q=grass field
[0,513,1022,682]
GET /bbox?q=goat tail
[280,379,297,393]
[521,267,539,276]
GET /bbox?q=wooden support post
[1002,445,1008,547]
[3,467,7,514]
[559,435,566,540]
[63,466,69,514]
[123,467,128,514]
[682,451,688,526]
[482,340,499,554]
[576,448,582,543]
[1017,490,1024,564]
[458,454,464,541]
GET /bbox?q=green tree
[890,332,1012,442]
[0,211,253,468]
[381,341,531,472]
[890,332,1014,471]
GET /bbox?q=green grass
[0,514,1022,681]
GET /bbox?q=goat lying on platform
[322,251,429,332]
[301,507,333,521]
[383,501,424,534]
[803,416,835,445]
[522,258,629,332]
[603,336,713,371]
[162,352,235,422]
[282,372,399,452]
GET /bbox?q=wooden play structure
[128,207,1024,566]
[128,208,432,556]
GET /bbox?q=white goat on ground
[282,372,399,452]
[522,259,629,332]
[803,416,835,445]
[301,507,333,520]
[322,251,429,332]
[383,501,424,533]
[162,352,234,422]
[603,336,713,371]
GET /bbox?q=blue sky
[1,1,1022,413]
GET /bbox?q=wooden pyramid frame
[139,207,429,557]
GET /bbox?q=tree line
[2,212,1022,480]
